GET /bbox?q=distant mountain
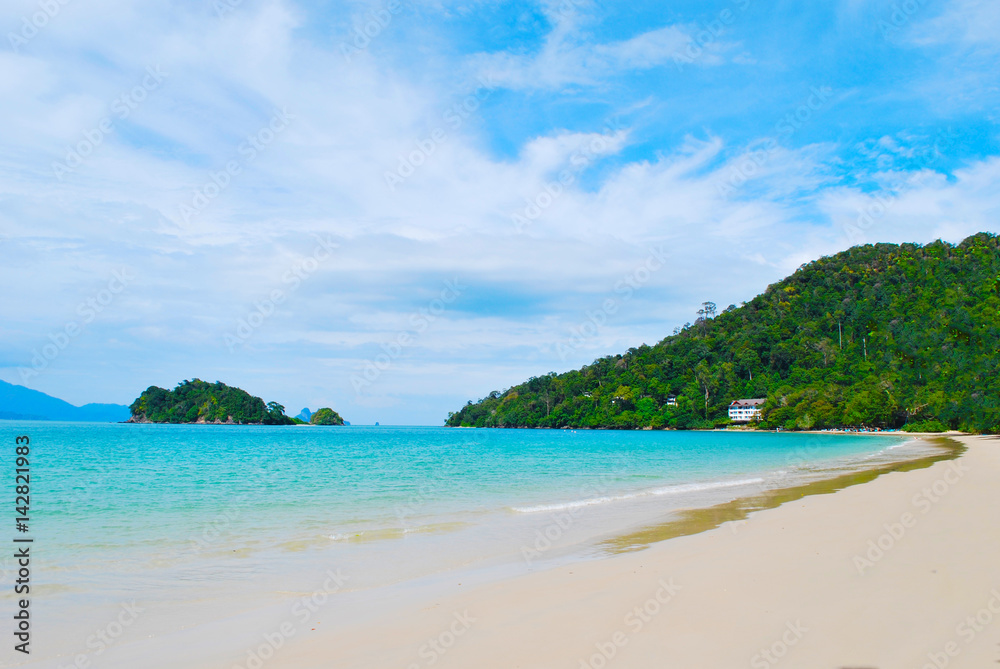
[0,380,130,422]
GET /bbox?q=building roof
[729,398,766,407]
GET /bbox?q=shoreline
[18,432,992,668]
[267,434,998,668]
[447,424,974,437]
[599,435,962,553]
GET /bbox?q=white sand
[274,435,1000,668]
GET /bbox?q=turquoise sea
[0,422,920,667]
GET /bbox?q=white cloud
[471,11,735,91]
[1,0,999,423]
[910,0,1000,48]
[820,157,1000,249]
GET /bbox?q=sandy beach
[260,434,1000,668]
[31,434,996,669]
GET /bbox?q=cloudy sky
[1,0,998,424]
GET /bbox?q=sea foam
[511,476,766,513]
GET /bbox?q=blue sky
[1,0,998,424]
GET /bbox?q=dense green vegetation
[310,407,345,425]
[129,379,294,425]
[447,233,1000,433]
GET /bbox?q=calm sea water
[0,422,917,666]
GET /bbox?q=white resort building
[728,398,766,423]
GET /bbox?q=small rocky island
[128,379,306,425]
[309,407,345,425]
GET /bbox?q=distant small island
[129,379,315,425]
[309,407,345,426]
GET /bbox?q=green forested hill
[446,233,1000,433]
[310,407,345,425]
[129,379,294,424]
